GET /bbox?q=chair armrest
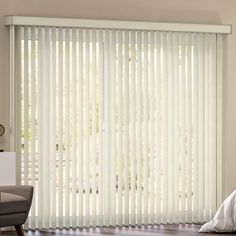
[0,185,33,212]
[0,185,33,201]
[0,186,34,225]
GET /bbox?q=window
[7,17,227,229]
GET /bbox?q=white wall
[0,0,235,196]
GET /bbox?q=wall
[0,0,235,196]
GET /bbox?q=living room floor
[1,224,235,236]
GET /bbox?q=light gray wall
[0,0,235,196]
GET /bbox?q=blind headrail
[5,16,232,34]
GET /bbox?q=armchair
[0,185,33,236]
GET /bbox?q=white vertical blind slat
[37,27,44,229]
[57,28,64,228]
[186,33,193,223]
[204,34,211,222]
[71,28,77,228]
[161,32,168,224]
[154,31,161,224]
[51,27,57,229]
[117,30,124,226]
[97,30,104,227]
[129,31,136,226]
[136,31,143,226]
[77,29,84,227]
[192,32,199,223]
[104,30,111,226]
[167,32,174,224]
[180,33,187,223]
[142,31,149,225]
[110,30,117,226]
[210,34,217,218]
[29,27,36,229]
[91,29,97,227]
[173,32,180,223]
[198,33,205,222]
[216,34,223,208]
[44,27,51,229]
[84,29,91,227]
[64,28,71,228]
[123,31,130,226]
[16,26,22,187]
[23,26,29,188]
[23,26,30,229]
[149,31,155,225]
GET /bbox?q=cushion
[0,192,28,215]
[199,190,236,233]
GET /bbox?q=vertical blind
[14,25,225,229]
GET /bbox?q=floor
[1,224,236,236]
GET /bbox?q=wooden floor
[1,224,236,236]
